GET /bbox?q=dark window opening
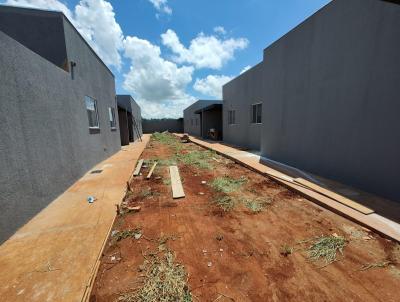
[228,110,236,125]
[251,103,262,124]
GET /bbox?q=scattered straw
[112,227,142,242]
[359,260,392,271]
[307,235,347,264]
[117,251,192,302]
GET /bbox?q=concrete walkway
[180,135,400,242]
[0,135,149,302]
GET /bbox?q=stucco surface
[223,63,263,150]
[260,0,400,202]
[0,18,120,243]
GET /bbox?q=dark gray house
[184,100,223,139]
[0,6,121,243]
[117,95,142,146]
[223,0,400,203]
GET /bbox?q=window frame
[85,96,100,129]
[108,107,116,129]
[228,109,236,125]
[251,102,262,124]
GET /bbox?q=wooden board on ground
[169,166,185,199]
[133,159,144,176]
[146,162,158,179]
[294,178,374,215]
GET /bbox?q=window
[108,107,116,128]
[251,103,262,124]
[228,110,236,125]
[191,119,193,126]
[85,96,99,128]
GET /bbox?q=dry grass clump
[211,176,247,193]
[112,227,142,242]
[280,244,294,257]
[359,260,392,271]
[242,197,273,213]
[117,251,192,302]
[214,196,236,211]
[307,235,347,264]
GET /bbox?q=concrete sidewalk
[0,135,149,302]
[180,134,400,242]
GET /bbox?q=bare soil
[91,135,400,302]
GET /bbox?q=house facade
[183,100,222,139]
[222,0,400,202]
[0,6,121,242]
[117,95,142,146]
[223,62,264,150]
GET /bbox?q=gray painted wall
[0,6,68,70]
[0,11,120,242]
[142,119,183,134]
[259,0,400,202]
[222,62,263,150]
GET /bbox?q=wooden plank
[146,162,158,179]
[169,166,185,199]
[133,159,144,176]
[294,178,374,215]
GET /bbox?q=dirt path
[91,134,400,302]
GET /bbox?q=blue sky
[2,0,330,117]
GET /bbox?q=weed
[308,235,347,264]
[359,260,392,271]
[211,176,247,193]
[151,132,183,152]
[214,196,236,211]
[175,150,215,169]
[280,244,293,257]
[118,251,192,302]
[140,187,159,198]
[242,197,272,212]
[163,178,171,186]
[112,227,142,242]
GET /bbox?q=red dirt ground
[91,135,400,302]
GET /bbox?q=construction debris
[146,161,158,179]
[169,166,185,199]
[133,159,144,176]
[87,196,96,203]
[180,133,190,143]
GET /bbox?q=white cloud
[122,36,194,118]
[5,0,73,19]
[161,29,248,70]
[74,0,123,69]
[193,75,233,99]
[147,0,172,16]
[5,0,123,69]
[213,26,226,35]
[240,65,251,74]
